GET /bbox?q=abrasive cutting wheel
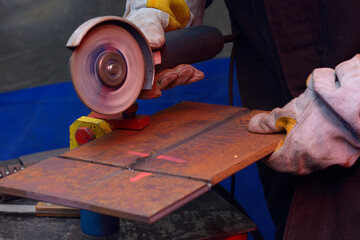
[70,24,146,115]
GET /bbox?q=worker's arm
[248,54,360,175]
[123,0,207,98]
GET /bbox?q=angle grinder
[67,16,227,116]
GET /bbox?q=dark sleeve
[205,0,213,8]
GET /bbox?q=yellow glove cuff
[147,0,191,31]
[275,116,297,151]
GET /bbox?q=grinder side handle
[156,25,224,72]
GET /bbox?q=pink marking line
[156,155,187,163]
[128,151,150,157]
[130,172,152,182]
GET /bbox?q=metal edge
[147,183,210,224]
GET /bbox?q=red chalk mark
[130,172,152,182]
[128,151,150,157]
[156,155,187,163]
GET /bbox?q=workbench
[0,190,256,239]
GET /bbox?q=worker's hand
[248,54,360,175]
[138,64,204,99]
[123,0,206,98]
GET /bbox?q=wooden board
[0,102,282,223]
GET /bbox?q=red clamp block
[75,127,95,145]
[88,102,150,130]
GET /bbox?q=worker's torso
[225,0,360,103]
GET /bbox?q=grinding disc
[70,24,146,115]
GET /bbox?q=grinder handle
[156,25,224,72]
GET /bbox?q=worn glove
[248,54,360,175]
[124,0,206,98]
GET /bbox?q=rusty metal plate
[132,110,282,184]
[0,157,208,223]
[0,102,282,224]
[62,102,247,167]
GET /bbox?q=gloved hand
[248,54,360,175]
[123,0,206,98]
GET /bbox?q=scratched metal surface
[61,102,246,167]
[133,110,282,184]
[63,102,281,184]
[0,157,208,223]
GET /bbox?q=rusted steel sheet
[0,102,282,224]
[62,102,247,167]
[132,110,282,184]
[0,157,208,223]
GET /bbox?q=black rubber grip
[156,25,224,72]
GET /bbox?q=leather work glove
[123,0,206,99]
[248,54,360,175]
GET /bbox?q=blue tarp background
[0,58,275,239]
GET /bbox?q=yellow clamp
[69,116,112,150]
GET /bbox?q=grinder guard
[67,16,154,116]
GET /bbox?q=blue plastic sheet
[0,58,238,160]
